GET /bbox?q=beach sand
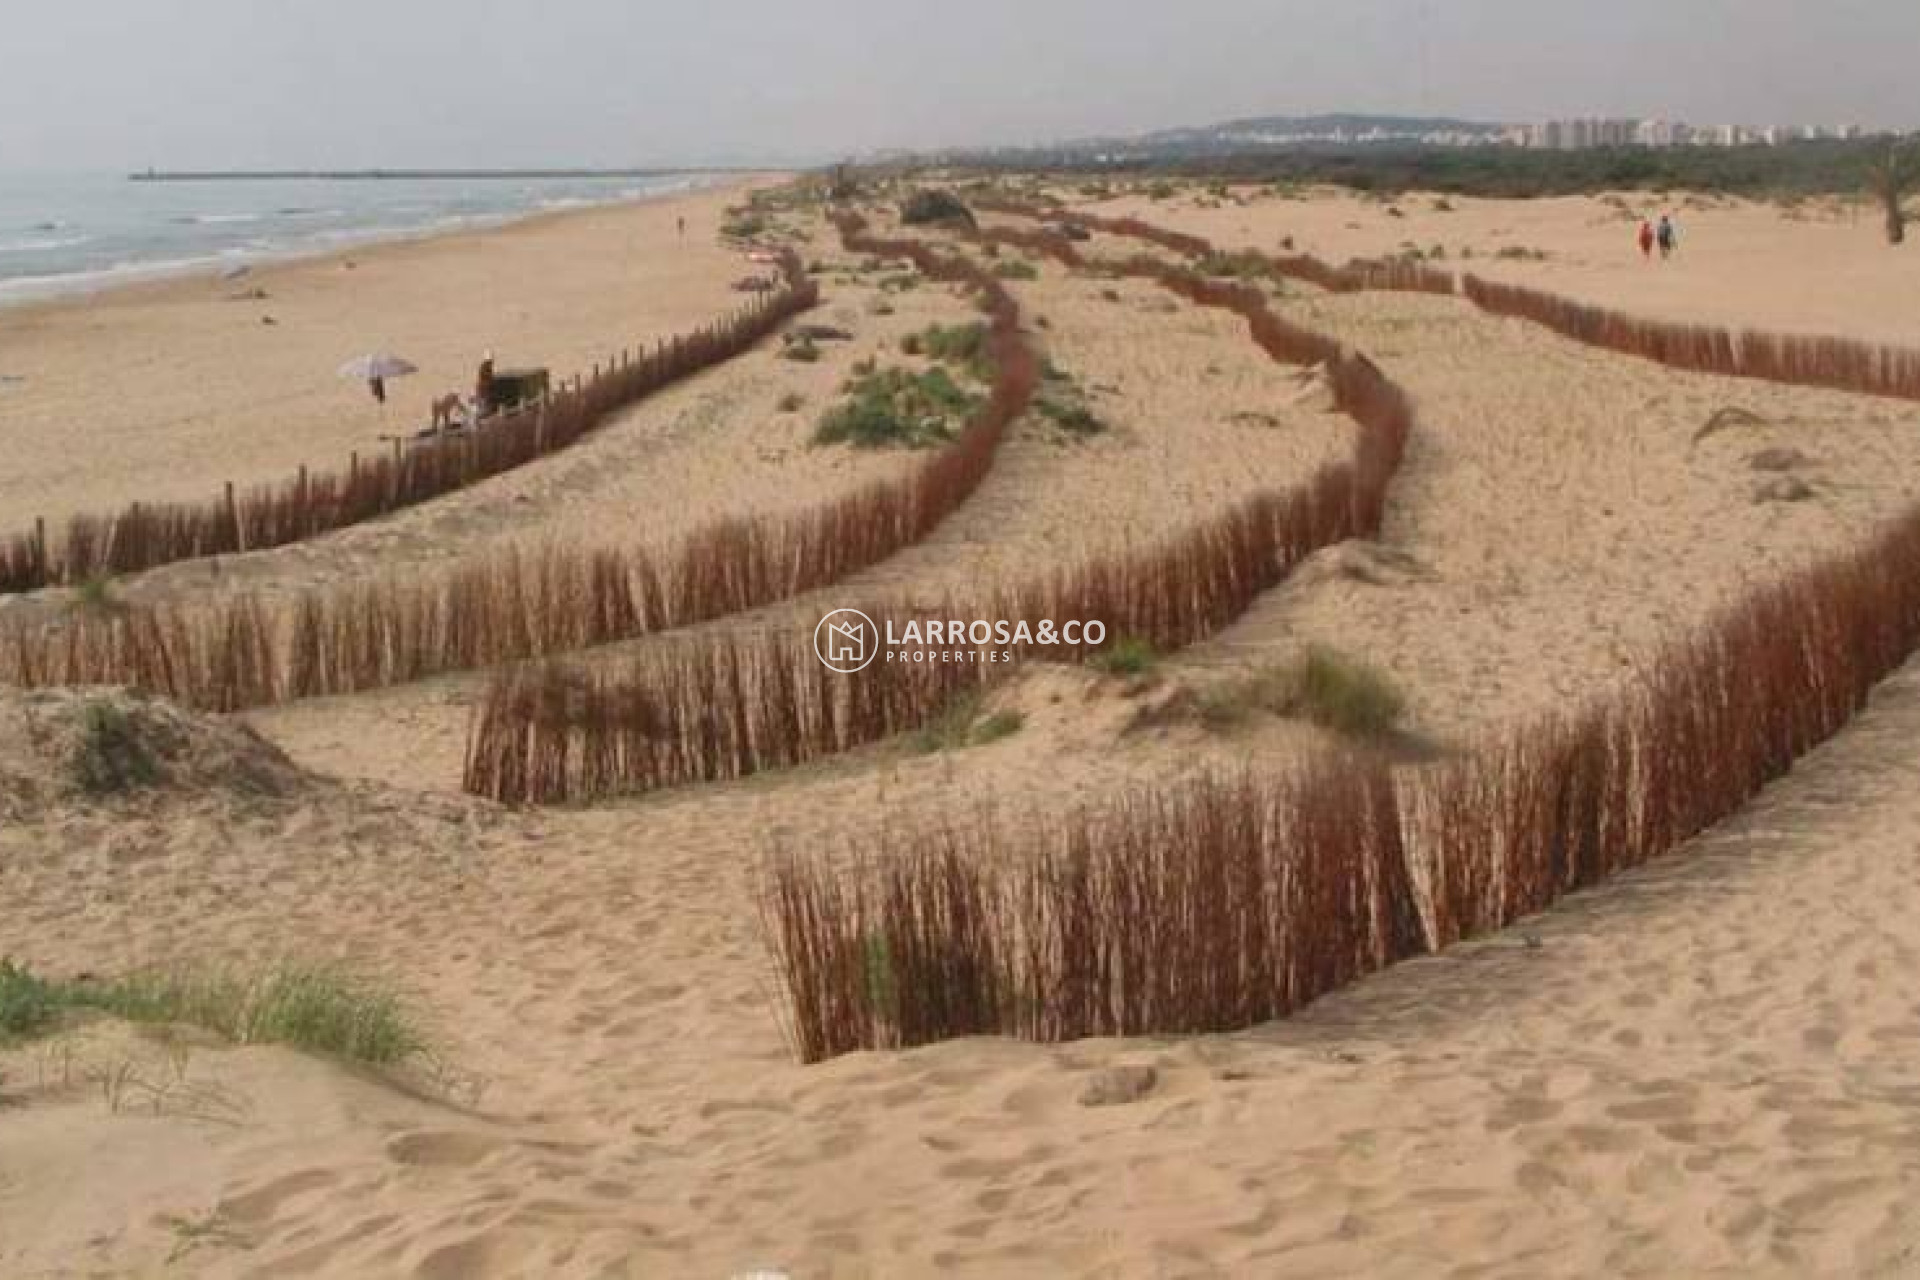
[1078,185,1920,345]
[6,178,1920,1276]
[0,179,771,533]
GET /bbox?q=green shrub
[992,259,1039,281]
[911,695,1025,753]
[971,709,1026,745]
[1295,646,1405,739]
[1196,250,1271,279]
[816,367,979,450]
[900,189,976,228]
[907,322,992,381]
[720,211,767,240]
[781,336,821,363]
[73,701,160,796]
[0,958,60,1039]
[1090,636,1157,676]
[1037,396,1106,437]
[73,574,122,614]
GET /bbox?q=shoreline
[0,174,783,531]
[0,171,778,312]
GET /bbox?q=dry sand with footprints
[5,174,1920,1278]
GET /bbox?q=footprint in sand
[384,1129,507,1169]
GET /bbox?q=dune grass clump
[815,367,980,450]
[899,188,977,229]
[1091,636,1158,677]
[992,259,1040,281]
[1294,647,1406,739]
[0,959,423,1066]
[74,574,123,615]
[1197,250,1273,280]
[72,701,162,796]
[910,694,1026,753]
[903,322,992,381]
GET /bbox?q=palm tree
[1867,139,1919,246]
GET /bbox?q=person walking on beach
[677,215,686,238]
[1657,214,1677,260]
[475,350,496,418]
[1637,219,1655,259]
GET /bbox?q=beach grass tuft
[0,958,424,1066]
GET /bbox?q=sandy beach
[6,171,1920,1277]
[0,179,771,532]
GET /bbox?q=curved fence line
[0,254,820,595]
[764,497,1920,1060]
[988,199,1920,402]
[0,214,1028,712]
[461,217,1414,804]
[761,204,1920,1062]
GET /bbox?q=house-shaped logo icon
[814,608,879,673]
[826,619,865,665]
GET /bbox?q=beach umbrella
[338,352,417,405]
[337,353,418,381]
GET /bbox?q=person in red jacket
[1637,219,1655,260]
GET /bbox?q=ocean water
[0,171,713,305]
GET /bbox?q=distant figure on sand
[677,215,686,237]
[369,374,386,405]
[430,391,465,432]
[1657,214,1678,259]
[475,350,496,417]
[1637,220,1655,259]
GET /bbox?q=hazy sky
[2,0,1915,170]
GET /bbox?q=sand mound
[0,687,309,818]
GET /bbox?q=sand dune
[8,180,1920,1276]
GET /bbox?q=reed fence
[0,213,1031,713]
[763,501,1920,1059]
[0,252,819,595]
[991,200,1920,402]
[461,218,1415,804]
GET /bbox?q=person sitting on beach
[475,350,497,418]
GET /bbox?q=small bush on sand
[0,959,423,1066]
[1196,250,1271,280]
[720,210,767,241]
[782,336,821,363]
[971,709,1026,745]
[816,367,979,450]
[776,392,805,413]
[1037,397,1106,438]
[1033,365,1107,438]
[992,259,1039,281]
[911,695,1025,753]
[1295,646,1405,739]
[72,701,161,796]
[1090,636,1157,676]
[899,189,977,229]
[74,574,121,614]
[905,322,991,380]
